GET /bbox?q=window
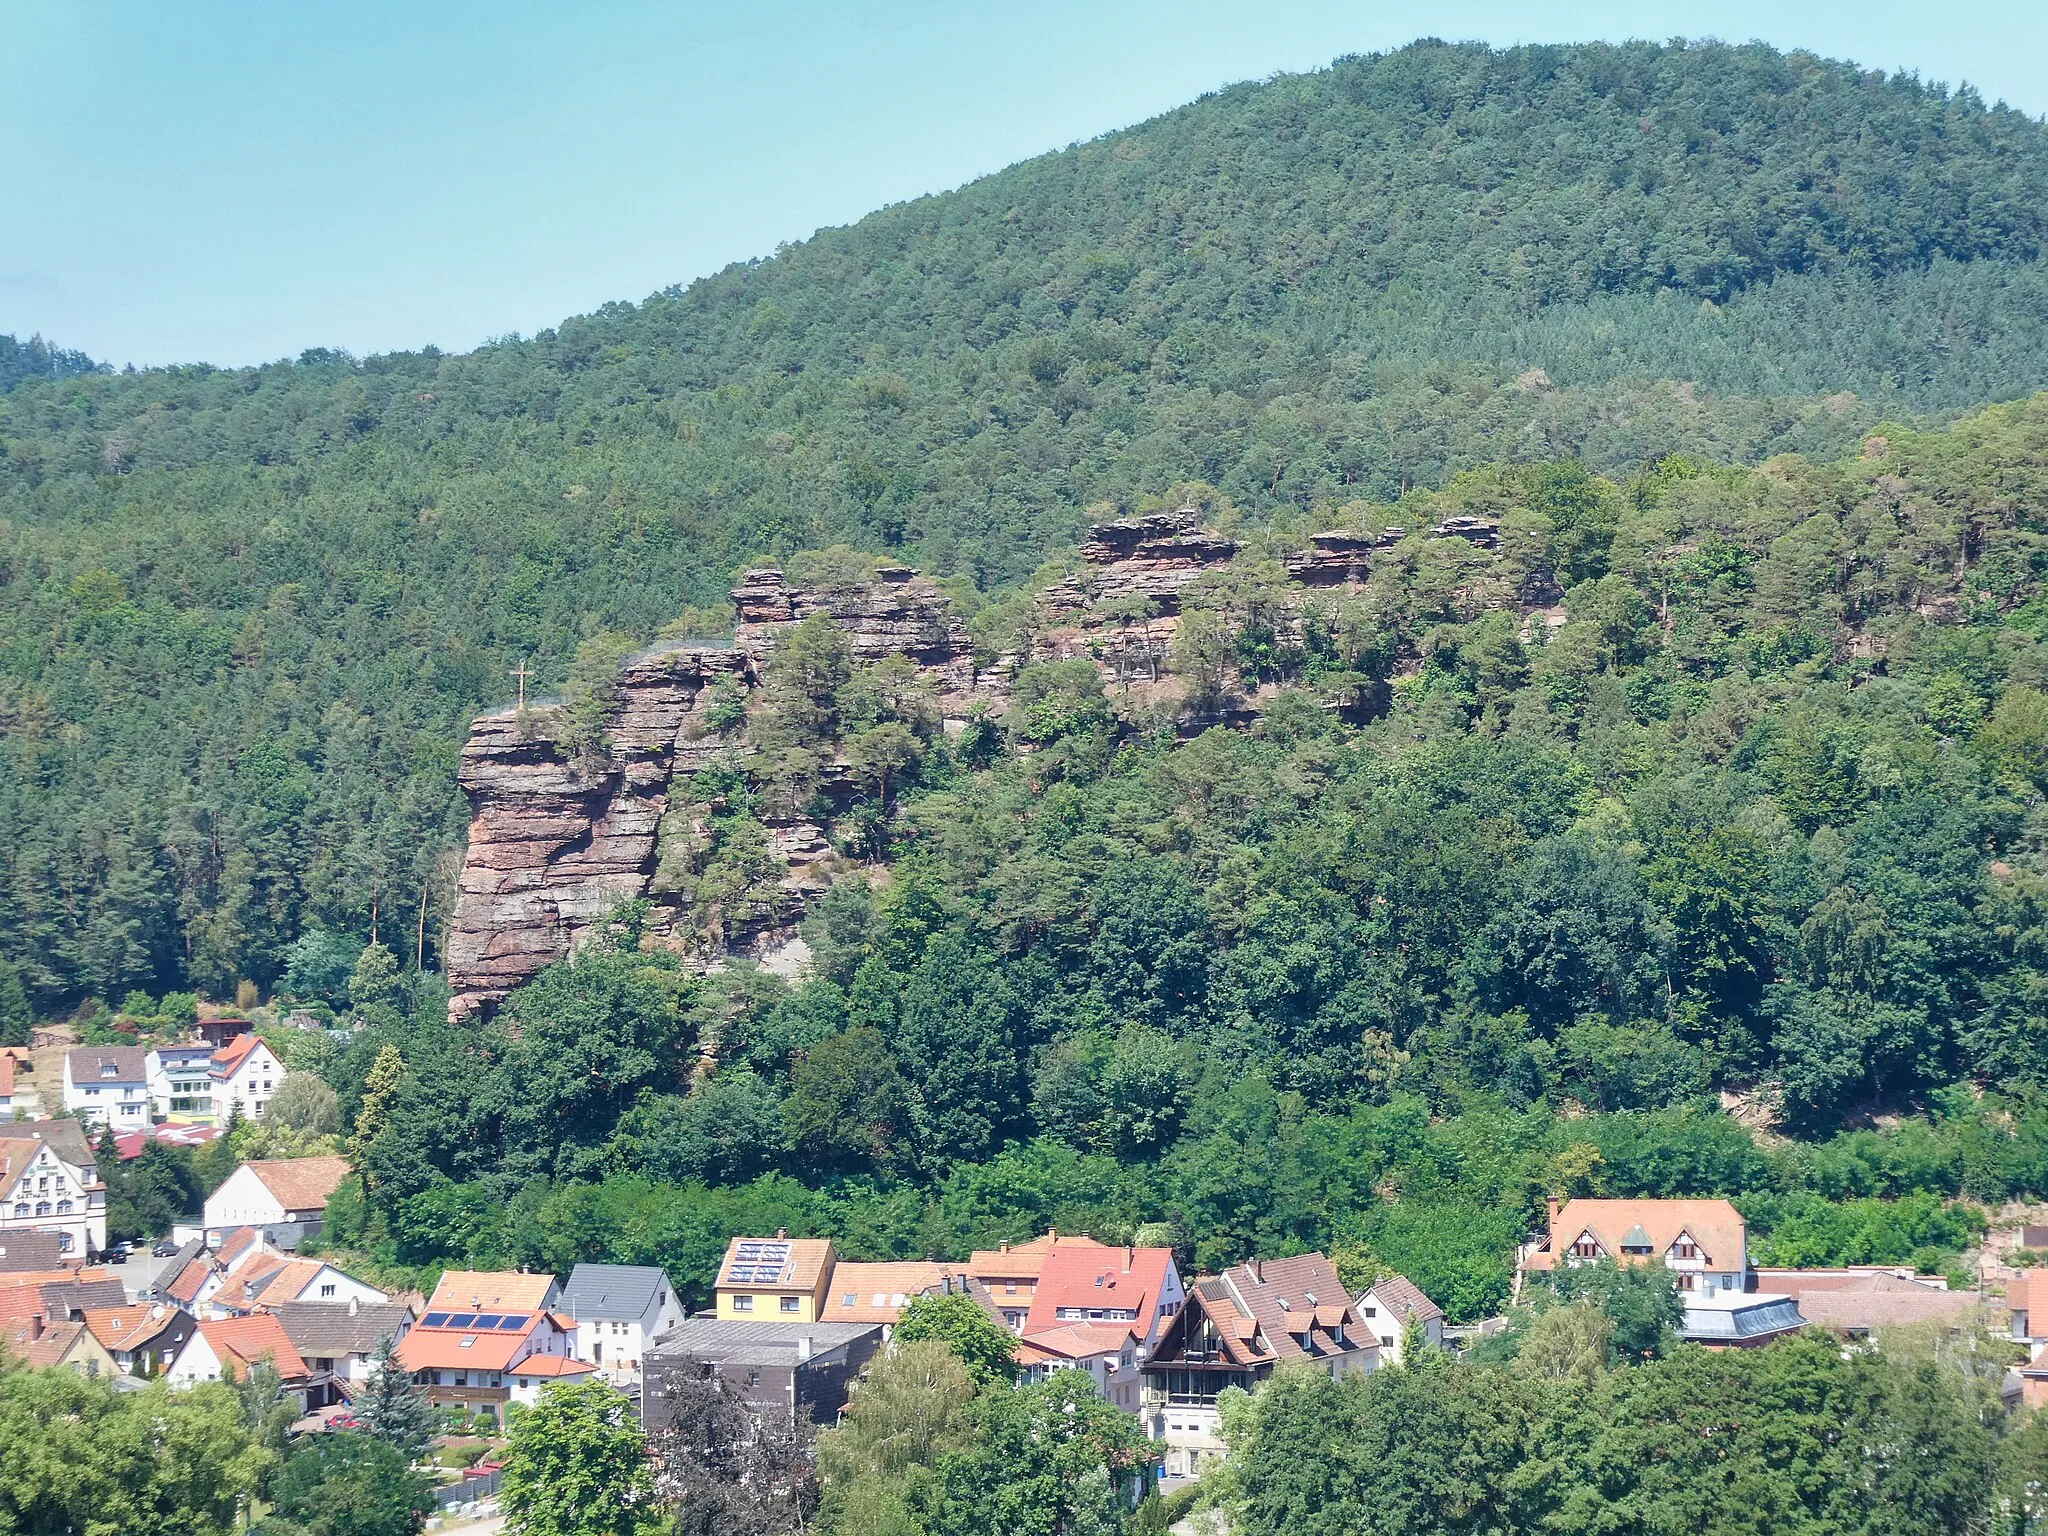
[1363,1306,1377,1317]
[319,1284,336,1298]
[746,1370,760,1387]
[732,1294,753,1312]
[57,1200,71,1214]
[780,1295,799,1313]
[842,1292,856,1306]
[1678,1273,1696,1292]
[1673,1239,1699,1260]
[1569,1233,1602,1259]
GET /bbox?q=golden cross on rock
[509,660,533,708]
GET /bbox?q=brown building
[1142,1253,1377,1479]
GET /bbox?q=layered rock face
[445,645,743,1021]
[445,506,1502,1019]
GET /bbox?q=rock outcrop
[445,645,743,1021]
[445,506,1503,1020]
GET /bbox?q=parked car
[103,1246,128,1265]
[151,1239,180,1258]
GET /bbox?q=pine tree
[0,956,30,1048]
[347,1044,405,1194]
[357,1333,432,1463]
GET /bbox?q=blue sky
[2,1,2042,368]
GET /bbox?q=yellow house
[714,1234,835,1323]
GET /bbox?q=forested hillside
[5,35,2048,1019]
[277,392,2048,1319]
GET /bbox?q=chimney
[998,1241,1010,1255]
[796,1335,813,1363]
[776,1228,787,1240]
[1124,1246,1133,1272]
[348,1296,360,1317]
[1547,1195,1560,1238]
[29,1312,44,1342]
[1251,1258,1263,1283]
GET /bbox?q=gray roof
[649,1319,881,1368]
[1361,1274,1443,1325]
[66,1046,148,1085]
[560,1263,671,1321]
[1681,1292,1807,1343]
[0,1119,98,1169]
[44,1279,130,1318]
[269,1301,416,1356]
[0,1232,65,1272]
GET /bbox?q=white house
[206,1254,389,1318]
[62,1047,151,1129]
[271,1300,416,1406]
[203,1156,350,1238]
[558,1263,689,1387]
[209,1035,284,1122]
[1355,1275,1444,1365]
[167,1313,315,1409]
[1017,1324,1142,1412]
[146,1044,217,1122]
[0,1120,109,1256]
[1520,1198,1750,1295]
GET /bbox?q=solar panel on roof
[423,1311,451,1327]
[447,1313,477,1328]
[725,1239,792,1285]
[475,1313,504,1328]
[498,1314,529,1329]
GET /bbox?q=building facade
[1520,1198,1750,1294]
[559,1263,688,1388]
[0,1121,109,1256]
[62,1047,151,1129]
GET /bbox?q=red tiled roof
[1023,1244,1174,1341]
[427,1271,557,1313]
[166,1255,214,1306]
[513,1354,595,1378]
[200,1313,308,1380]
[966,1231,1110,1285]
[210,1033,264,1072]
[1016,1323,1134,1365]
[216,1227,264,1266]
[1526,1199,1746,1272]
[241,1157,349,1214]
[820,1261,965,1324]
[83,1304,184,1352]
[399,1315,547,1374]
[0,1054,13,1096]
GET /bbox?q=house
[1022,1242,1184,1362]
[0,1120,109,1256]
[1520,1198,1749,1294]
[819,1260,966,1332]
[146,1044,218,1123]
[504,1354,600,1405]
[1355,1275,1444,1364]
[1017,1324,1142,1412]
[269,1300,417,1407]
[1,1275,123,1376]
[1755,1267,1968,1339]
[0,1231,69,1274]
[558,1263,688,1387]
[61,1047,151,1129]
[1140,1253,1378,1480]
[206,1253,388,1318]
[167,1313,315,1409]
[714,1234,835,1322]
[966,1231,1112,1333]
[210,1034,285,1122]
[397,1269,573,1411]
[83,1303,196,1376]
[643,1320,883,1434]
[196,1012,252,1048]
[202,1156,350,1238]
[0,1050,26,1117]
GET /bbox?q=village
[14,1025,2048,1521]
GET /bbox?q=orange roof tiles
[427,1270,557,1313]
[1015,1322,1134,1365]
[513,1354,596,1378]
[715,1236,834,1293]
[820,1261,963,1324]
[241,1157,350,1215]
[1023,1244,1174,1340]
[200,1313,308,1379]
[83,1304,183,1353]
[966,1231,1109,1286]
[399,1316,546,1374]
[1526,1198,1747,1273]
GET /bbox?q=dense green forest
[8,39,2048,1006]
[275,392,2048,1320]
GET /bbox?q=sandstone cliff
[444,507,1500,1019]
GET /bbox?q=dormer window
[1568,1232,1603,1259]
[100,1063,118,1078]
[1619,1224,1654,1257]
[1671,1236,1700,1261]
